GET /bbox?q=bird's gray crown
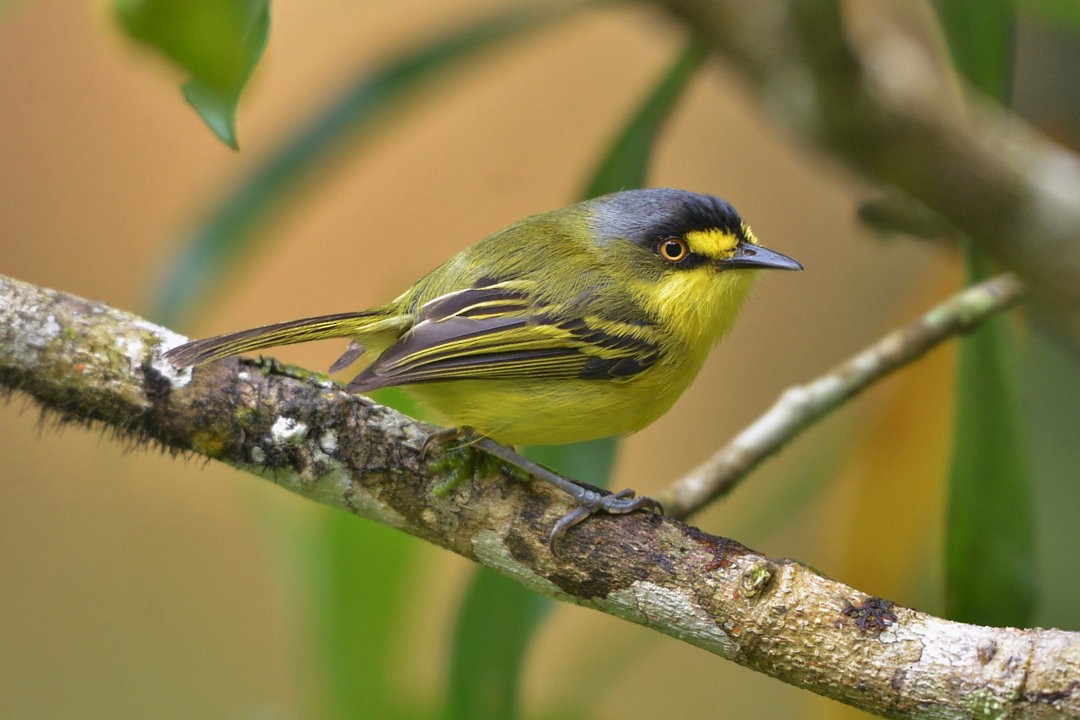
[591,188,744,246]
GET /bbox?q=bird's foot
[468,436,663,557]
[546,487,663,554]
[423,429,663,555]
[423,428,527,496]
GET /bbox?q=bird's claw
[425,431,663,557]
[548,487,664,557]
[424,428,529,496]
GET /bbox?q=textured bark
[3,272,1078,718]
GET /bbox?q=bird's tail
[164,309,404,367]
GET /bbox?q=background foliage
[2,1,1079,718]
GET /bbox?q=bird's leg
[423,427,528,496]
[472,438,662,554]
[424,428,662,554]
[424,427,480,496]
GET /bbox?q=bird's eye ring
[658,237,689,263]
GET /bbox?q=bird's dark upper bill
[719,243,803,271]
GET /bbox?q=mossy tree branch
[2,272,1078,718]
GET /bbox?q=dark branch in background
[2,273,1078,718]
[660,0,1080,349]
[659,273,1025,519]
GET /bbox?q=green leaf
[1018,330,1080,630]
[932,0,1016,102]
[115,0,269,149]
[946,251,1036,626]
[150,4,563,326]
[445,38,707,720]
[182,77,243,150]
[934,0,1036,627]
[305,509,419,720]
[581,36,707,199]
[445,570,548,720]
[1020,0,1080,35]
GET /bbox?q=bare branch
[659,273,1025,520]
[2,273,1077,717]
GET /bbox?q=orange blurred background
[0,2,954,718]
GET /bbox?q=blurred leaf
[181,76,246,150]
[446,38,707,720]
[304,509,419,720]
[525,439,617,486]
[445,570,547,720]
[856,192,953,241]
[115,0,269,149]
[935,0,1036,627]
[933,0,1016,102]
[1018,330,1080,630]
[1021,0,1080,34]
[946,251,1036,626]
[150,4,565,326]
[370,386,423,419]
[581,35,707,199]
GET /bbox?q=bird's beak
[718,242,803,271]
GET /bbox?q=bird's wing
[345,280,662,392]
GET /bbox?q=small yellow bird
[166,188,801,547]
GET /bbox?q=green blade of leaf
[946,251,1036,626]
[116,0,270,149]
[445,569,548,720]
[1019,0,1080,36]
[182,76,245,150]
[150,4,567,326]
[445,38,707,720]
[932,0,1016,102]
[933,0,1037,627]
[581,35,707,199]
[302,510,419,720]
[1018,330,1080,630]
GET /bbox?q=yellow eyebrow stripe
[683,227,742,259]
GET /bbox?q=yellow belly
[405,357,698,446]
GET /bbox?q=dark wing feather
[345,282,661,392]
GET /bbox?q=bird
[165,188,802,550]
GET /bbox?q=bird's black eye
[658,237,689,263]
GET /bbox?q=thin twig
[658,273,1025,520]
